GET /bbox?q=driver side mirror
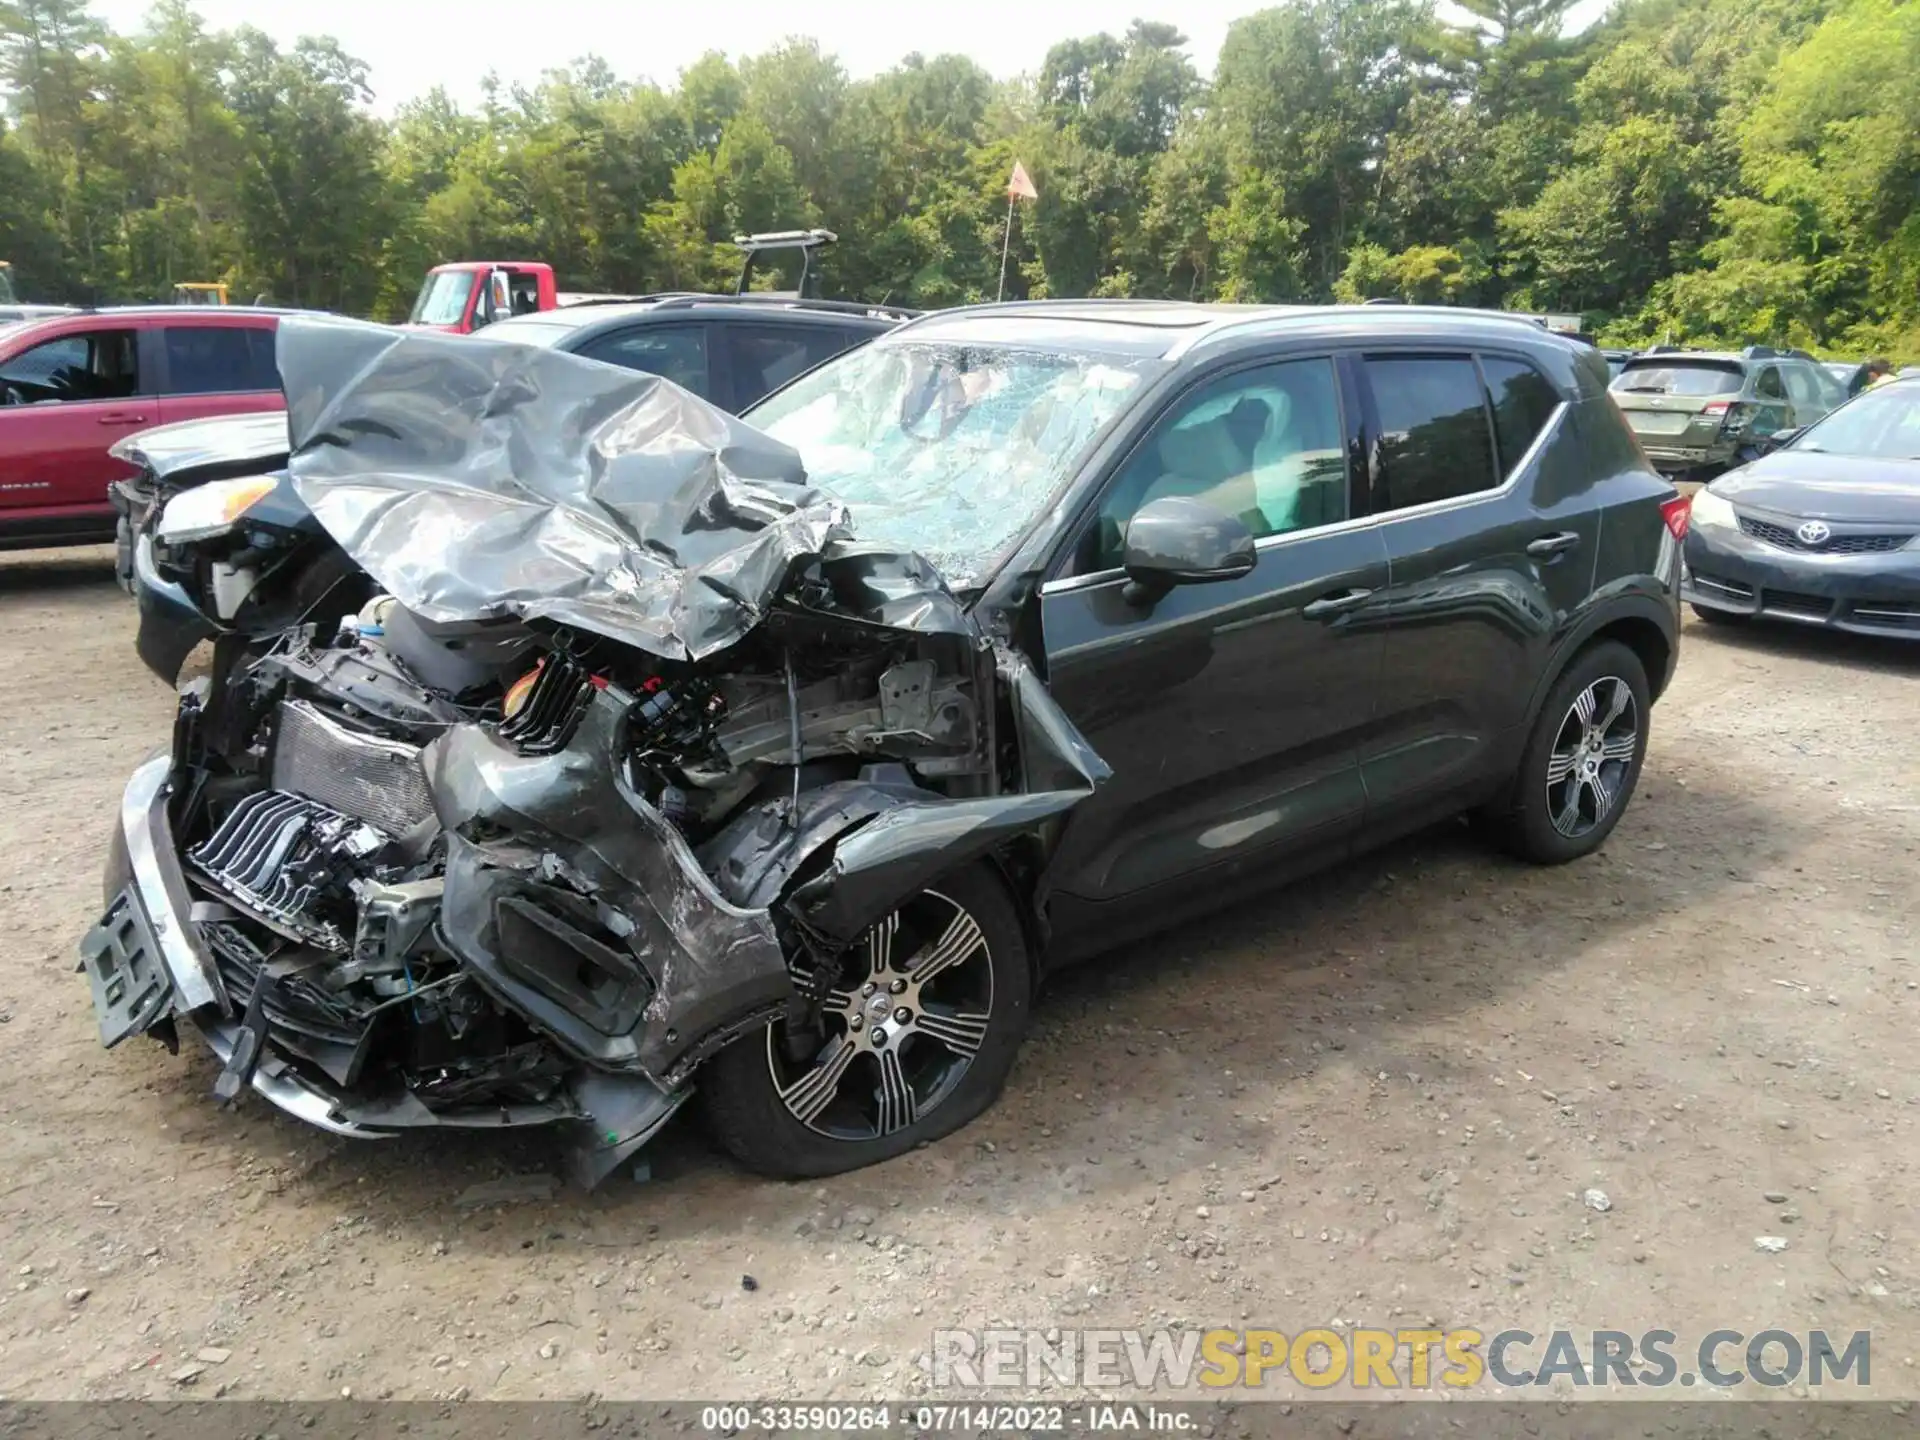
[1759,426,1802,455]
[474,270,513,329]
[1121,496,1257,606]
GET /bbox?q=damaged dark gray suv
[83,304,1683,1181]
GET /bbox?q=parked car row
[1683,374,1920,641]
[1608,345,1851,482]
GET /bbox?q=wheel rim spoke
[907,909,985,985]
[1546,748,1580,784]
[777,1034,858,1125]
[1596,678,1631,730]
[913,1004,991,1059]
[1572,685,1598,729]
[866,910,899,977]
[1554,781,1586,836]
[1589,770,1615,820]
[1600,733,1637,762]
[874,1047,918,1135]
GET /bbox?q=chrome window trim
[1041,398,1570,597]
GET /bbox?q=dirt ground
[2,540,1918,1406]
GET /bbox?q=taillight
[1702,399,1731,417]
[1661,494,1691,541]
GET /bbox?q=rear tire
[1488,640,1651,865]
[701,862,1031,1178]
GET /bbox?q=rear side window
[725,324,862,408]
[575,324,709,397]
[1756,366,1786,400]
[1782,364,1820,407]
[0,328,139,403]
[1481,357,1560,473]
[1365,355,1497,511]
[1611,361,1742,397]
[164,326,279,395]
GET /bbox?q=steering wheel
[0,381,24,408]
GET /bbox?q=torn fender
[701,648,1113,949]
[424,688,791,1081]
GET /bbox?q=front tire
[1489,640,1650,865]
[1690,602,1748,626]
[701,862,1031,1178]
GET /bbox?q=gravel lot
[2,542,1917,1404]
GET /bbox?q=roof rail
[649,292,919,323]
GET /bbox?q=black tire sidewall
[700,861,1031,1179]
[1502,640,1651,865]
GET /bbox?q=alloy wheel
[767,889,995,1141]
[1545,675,1639,839]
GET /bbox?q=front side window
[0,329,139,405]
[576,324,709,397]
[1365,355,1497,511]
[164,326,279,395]
[749,341,1160,586]
[1079,357,1347,574]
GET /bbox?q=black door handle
[1302,587,1372,620]
[1526,531,1582,559]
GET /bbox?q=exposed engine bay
[86,316,1107,1182]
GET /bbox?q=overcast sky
[89,0,1613,113]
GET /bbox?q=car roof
[885,299,1588,362]
[487,294,910,348]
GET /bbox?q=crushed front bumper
[1683,524,1920,639]
[77,756,684,1177]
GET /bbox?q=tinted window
[726,324,863,407]
[1756,366,1786,400]
[0,329,139,404]
[1481,357,1560,473]
[575,325,709,397]
[1611,361,1742,397]
[1081,357,1347,574]
[1365,355,1497,511]
[163,326,278,395]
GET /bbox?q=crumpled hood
[277,315,874,661]
[111,410,292,481]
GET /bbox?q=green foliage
[0,0,1911,359]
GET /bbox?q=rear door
[0,322,151,519]
[1039,351,1388,930]
[154,319,285,428]
[572,323,713,400]
[1356,349,1590,832]
[717,321,873,411]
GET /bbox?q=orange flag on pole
[1007,161,1039,202]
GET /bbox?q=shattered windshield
[748,341,1162,585]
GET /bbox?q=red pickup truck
[0,307,286,551]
